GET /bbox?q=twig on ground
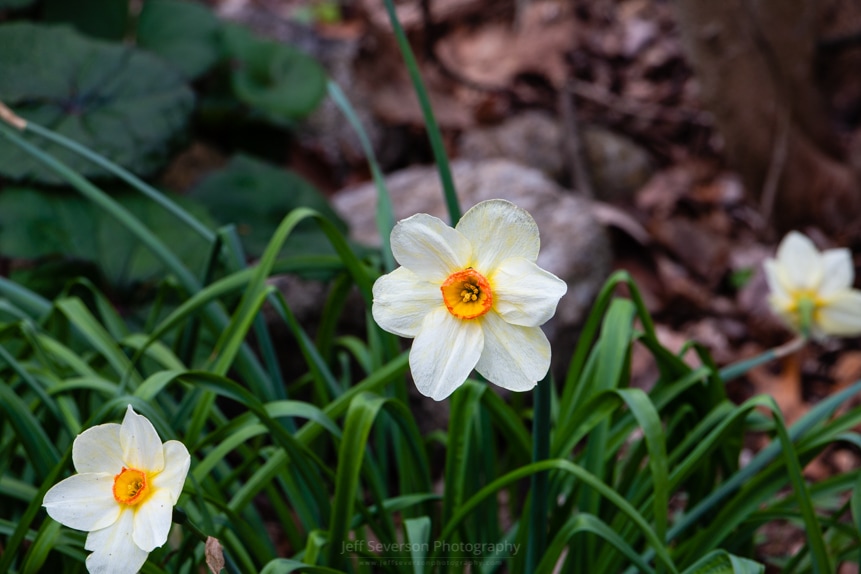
[560,78,594,198]
[759,105,790,232]
[0,101,26,130]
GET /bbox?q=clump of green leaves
[0,22,194,183]
[0,1,332,299]
[1,2,860,573]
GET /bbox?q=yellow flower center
[441,268,493,319]
[789,291,822,337]
[113,467,150,506]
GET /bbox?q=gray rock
[459,112,567,181]
[459,111,654,201]
[332,159,613,375]
[582,126,654,202]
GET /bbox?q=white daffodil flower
[372,199,568,400]
[43,405,190,574]
[764,231,861,339]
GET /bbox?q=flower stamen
[113,467,149,506]
[441,268,493,319]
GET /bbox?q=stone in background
[459,111,654,202]
[332,158,613,378]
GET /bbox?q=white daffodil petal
[492,257,567,327]
[767,293,797,329]
[73,423,124,474]
[372,267,441,337]
[43,473,120,532]
[85,508,148,574]
[763,260,793,301]
[391,213,472,281]
[120,406,165,473]
[132,488,174,552]
[819,248,855,297]
[475,313,550,391]
[456,199,540,270]
[817,290,861,336]
[409,308,484,400]
[776,231,823,290]
[153,440,191,503]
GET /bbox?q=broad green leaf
[43,0,129,40]
[0,0,34,8]
[223,24,326,124]
[137,0,223,79]
[0,22,194,183]
[0,187,213,292]
[188,154,347,257]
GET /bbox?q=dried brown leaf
[206,536,225,574]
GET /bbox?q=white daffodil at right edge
[43,405,190,574]
[764,230,861,339]
[372,199,568,401]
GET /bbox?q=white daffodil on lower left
[43,405,190,574]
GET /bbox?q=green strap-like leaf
[537,513,655,574]
[326,392,388,568]
[680,550,764,574]
[405,516,432,574]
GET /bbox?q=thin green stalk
[0,119,277,399]
[0,276,51,318]
[526,372,552,572]
[765,396,831,573]
[22,119,215,242]
[172,507,212,545]
[651,379,861,561]
[0,444,73,574]
[0,122,199,293]
[719,336,805,382]
[380,0,461,224]
[327,80,396,271]
[218,225,287,403]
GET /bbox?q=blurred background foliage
[0,0,337,307]
[4,1,861,572]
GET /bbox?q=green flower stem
[380,0,461,225]
[797,297,815,340]
[173,507,210,545]
[719,336,806,382]
[526,371,552,571]
[327,80,396,272]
